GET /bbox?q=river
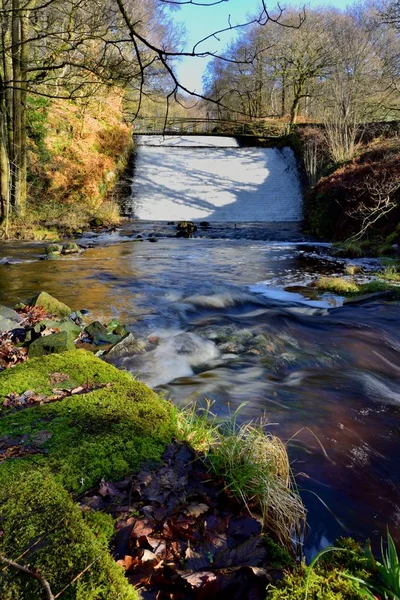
[0,223,399,557]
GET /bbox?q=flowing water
[0,228,399,556]
[0,136,399,556]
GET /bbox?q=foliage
[267,538,371,600]
[305,137,400,241]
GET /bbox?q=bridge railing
[131,117,290,137]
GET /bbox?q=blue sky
[171,0,351,93]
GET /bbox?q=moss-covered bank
[0,351,174,598]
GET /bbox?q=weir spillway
[130,135,303,222]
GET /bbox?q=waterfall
[129,135,303,222]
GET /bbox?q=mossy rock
[85,321,122,345]
[28,291,72,318]
[0,351,173,598]
[0,351,174,491]
[28,331,76,358]
[38,318,82,338]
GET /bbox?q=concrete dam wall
[130,135,303,222]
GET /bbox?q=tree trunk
[11,0,23,215]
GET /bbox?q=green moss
[267,566,366,600]
[0,349,133,401]
[332,242,365,259]
[267,538,371,600]
[264,535,294,569]
[316,276,397,296]
[0,380,173,492]
[0,470,137,600]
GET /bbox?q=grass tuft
[176,403,306,551]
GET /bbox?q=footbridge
[127,134,303,223]
[132,117,290,138]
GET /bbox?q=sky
[170,0,351,93]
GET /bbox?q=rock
[106,333,147,359]
[45,244,63,256]
[148,237,158,243]
[28,292,72,318]
[62,242,80,255]
[28,331,76,358]
[38,319,82,338]
[0,305,23,332]
[84,321,122,345]
[199,221,210,228]
[176,221,197,238]
[0,305,22,324]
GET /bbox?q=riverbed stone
[106,333,147,359]
[0,305,22,324]
[38,318,82,338]
[28,331,76,358]
[84,321,122,345]
[28,292,72,318]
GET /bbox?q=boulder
[106,333,147,359]
[28,331,76,358]
[28,292,72,318]
[84,321,122,345]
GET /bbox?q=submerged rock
[28,331,76,357]
[28,292,72,318]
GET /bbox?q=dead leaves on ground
[3,382,113,410]
[0,333,28,370]
[83,442,272,600]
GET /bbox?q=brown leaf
[131,519,155,539]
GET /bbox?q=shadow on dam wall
[128,135,303,223]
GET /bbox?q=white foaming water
[130,135,303,222]
[121,332,220,387]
